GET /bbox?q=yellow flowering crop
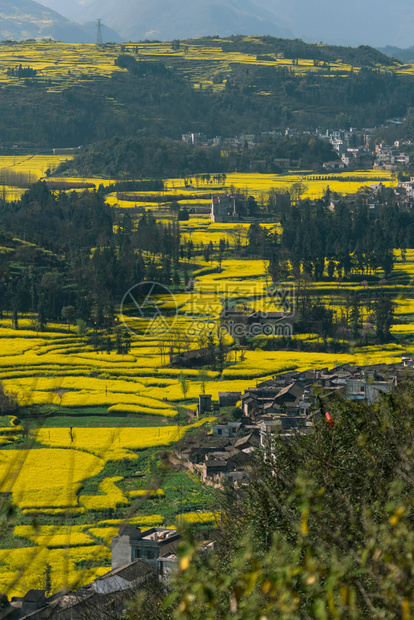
[0,448,104,510]
[177,511,220,524]
[97,515,164,527]
[79,476,129,511]
[128,489,165,498]
[14,525,95,548]
[34,418,215,462]
[107,403,177,416]
[0,545,110,598]
[87,527,120,545]
[22,507,86,516]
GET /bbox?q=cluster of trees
[232,188,412,282]
[0,182,182,332]
[215,34,397,67]
[294,283,395,343]
[58,135,337,180]
[279,195,404,280]
[6,65,36,78]
[0,181,113,253]
[114,54,170,77]
[102,179,164,194]
[57,137,229,178]
[225,64,414,129]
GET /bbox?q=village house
[210,195,238,223]
[111,526,180,575]
[218,392,241,407]
[323,160,347,171]
[398,177,414,198]
[212,421,242,437]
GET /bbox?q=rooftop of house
[116,526,178,544]
[205,459,228,468]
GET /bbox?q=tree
[218,238,226,268]
[207,332,216,370]
[197,369,209,396]
[289,181,308,203]
[374,295,394,342]
[178,373,189,400]
[173,271,181,289]
[216,333,228,373]
[169,201,180,214]
[115,327,131,355]
[37,293,47,332]
[246,195,258,217]
[76,319,87,338]
[61,306,76,331]
[349,294,362,339]
[0,381,17,414]
[43,564,52,596]
[178,207,190,221]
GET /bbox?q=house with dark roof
[210,195,238,223]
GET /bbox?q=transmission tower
[96,19,103,45]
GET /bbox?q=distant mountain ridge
[0,0,121,43]
[377,46,414,64]
[37,0,414,48]
[38,0,294,42]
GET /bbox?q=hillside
[0,0,121,43]
[0,36,409,148]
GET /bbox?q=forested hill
[216,36,398,67]
[0,37,407,149]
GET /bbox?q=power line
[96,19,103,46]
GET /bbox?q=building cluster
[397,176,414,198]
[174,360,412,488]
[316,127,374,169]
[182,126,413,172]
[374,142,411,170]
[182,132,259,147]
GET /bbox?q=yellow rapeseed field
[14,525,96,548]
[0,545,110,598]
[164,170,394,202]
[0,149,412,599]
[34,419,216,462]
[128,489,165,498]
[79,476,129,511]
[0,449,104,510]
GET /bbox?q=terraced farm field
[0,155,412,597]
[0,37,407,96]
